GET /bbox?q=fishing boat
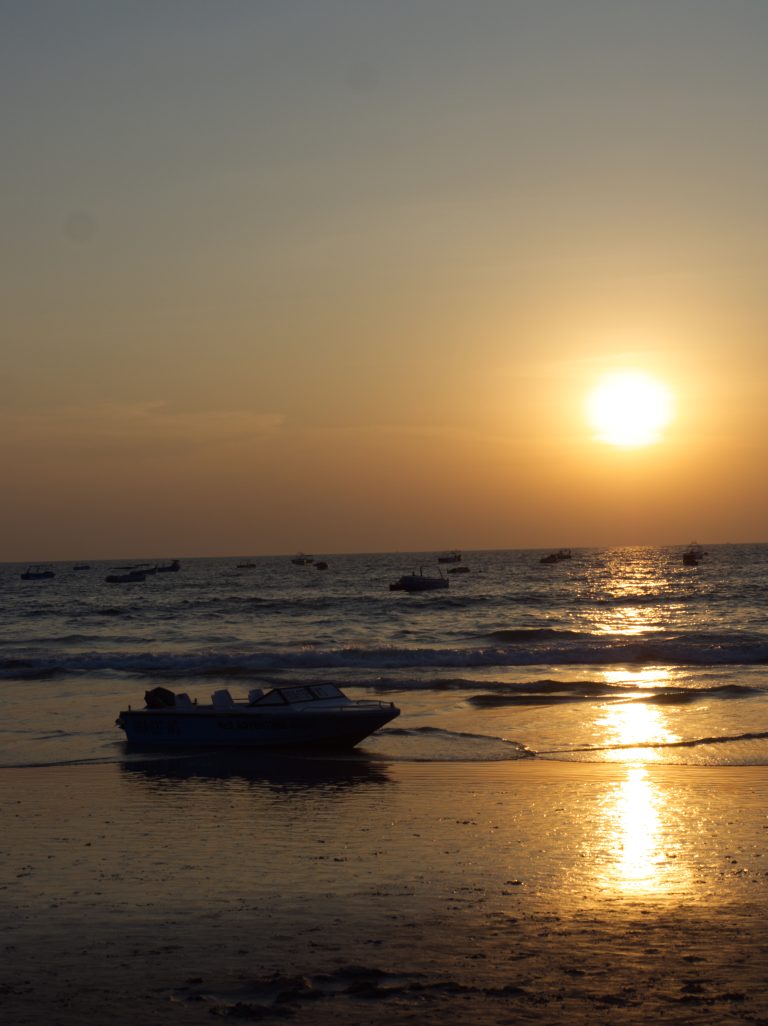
[116,683,400,750]
[20,565,55,580]
[389,568,449,592]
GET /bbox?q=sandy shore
[2,756,768,1024]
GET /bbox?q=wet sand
[2,756,768,1024]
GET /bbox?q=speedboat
[390,568,449,592]
[20,565,55,580]
[116,683,400,750]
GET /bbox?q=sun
[586,372,673,448]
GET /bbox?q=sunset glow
[2,3,767,560]
[586,372,673,448]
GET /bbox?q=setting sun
[586,372,673,448]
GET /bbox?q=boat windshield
[251,684,344,705]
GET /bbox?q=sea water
[2,544,768,768]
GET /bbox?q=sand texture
[2,757,768,1024]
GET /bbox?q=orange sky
[2,2,768,560]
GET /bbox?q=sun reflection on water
[607,766,664,890]
[587,763,694,898]
[597,689,680,763]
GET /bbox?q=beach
[3,757,768,1025]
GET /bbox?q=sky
[2,0,768,560]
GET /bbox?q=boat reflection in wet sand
[116,683,400,750]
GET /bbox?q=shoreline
[3,758,768,1024]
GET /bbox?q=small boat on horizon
[682,543,707,566]
[155,559,180,573]
[116,683,400,750]
[437,550,462,563]
[291,552,314,565]
[390,568,449,592]
[20,565,55,580]
[105,569,146,584]
[540,549,572,564]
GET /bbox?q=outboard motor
[144,686,176,709]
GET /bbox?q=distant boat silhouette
[682,543,706,566]
[105,569,146,584]
[21,565,55,580]
[390,568,449,592]
[540,549,572,564]
[437,550,462,563]
[155,560,180,573]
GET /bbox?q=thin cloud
[1,402,286,454]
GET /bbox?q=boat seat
[211,689,235,709]
[175,693,194,709]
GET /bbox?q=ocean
[3,544,768,769]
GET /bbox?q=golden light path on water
[592,693,692,897]
[597,670,680,762]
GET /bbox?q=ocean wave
[379,725,534,762]
[3,633,768,679]
[467,682,765,707]
[542,728,768,757]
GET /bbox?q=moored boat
[540,549,572,564]
[116,683,400,750]
[437,550,462,563]
[105,569,146,583]
[682,543,706,566]
[291,552,314,565]
[390,568,449,592]
[20,565,55,580]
